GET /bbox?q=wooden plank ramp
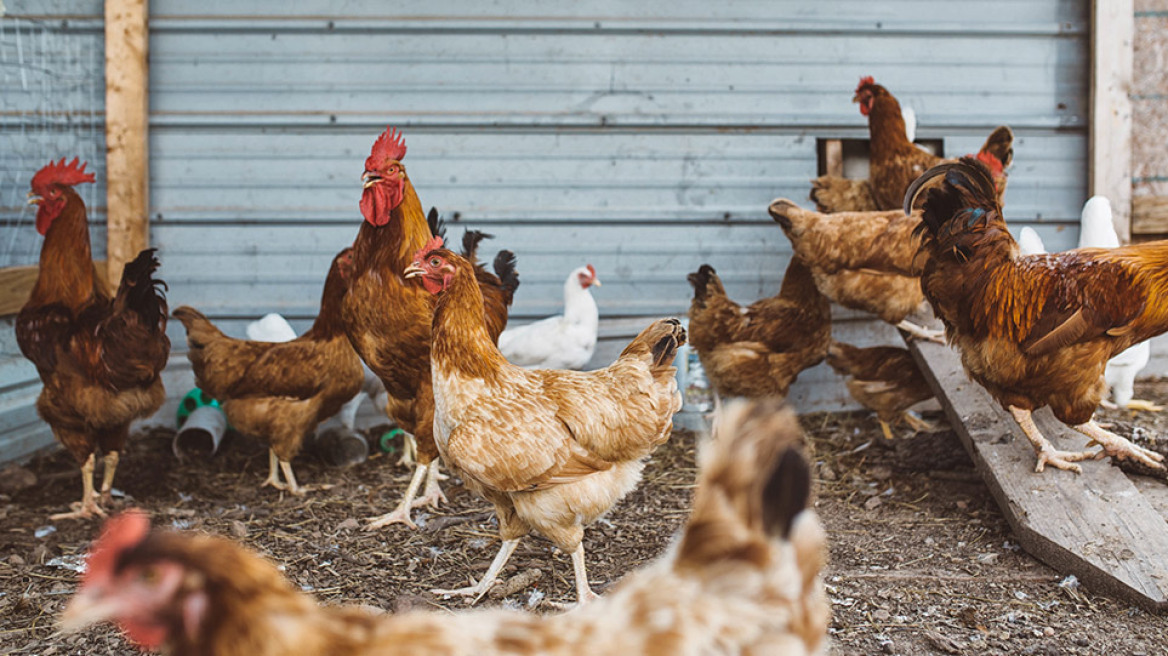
[906,336,1168,612]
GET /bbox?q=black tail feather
[460,229,494,262]
[426,207,446,241]
[492,250,520,298]
[116,248,168,329]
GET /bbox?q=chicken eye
[429,258,441,267]
[139,566,159,584]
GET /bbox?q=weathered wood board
[907,337,1168,612]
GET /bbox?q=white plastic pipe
[173,405,228,459]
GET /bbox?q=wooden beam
[0,262,110,316]
[1089,0,1134,243]
[907,336,1168,612]
[1132,195,1168,235]
[104,0,150,284]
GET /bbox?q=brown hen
[826,341,935,440]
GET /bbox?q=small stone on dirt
[230,520,248,538]
[864,496,884,510]
[338,518,360,531]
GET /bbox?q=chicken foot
[902,411,935,434]
[544,544,602,610]
[262,450,288,491]
[99,451,119,505]
[896,320,946,345]
[262,450,331,496]
[51,453,107,520]
[366,462,428,530]
[1008,406,1096,474]
[431,538,520,603]
[410,460,447,509]
[1073,420,1165,470]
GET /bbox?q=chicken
[17,158,170,520]
[172,248,364,495]
[1017,226,1047,256]
[810,76,1014,213]
[1078,196,1159,412]
[343,127,517,528]
[904,157,1167,473]
[60,399,827,656]
[767,198,944,342]
[459,228,522,342]
[826,341,935,440]
[686,258,830,401]
[404,240,683,604]
[498,264,601,370]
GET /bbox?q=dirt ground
[3,385,1168,655]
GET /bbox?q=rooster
[811,76,1014,213]
[498,264,601,370]
[172,248,365,495]
[905,157,1166,473]
[767,199,944,342]
[405,238,684,605]
[687,257,830,401]
[826,342,935,440]
[60,399,827,656]
[17,158,170,520]
[343,127,518,528]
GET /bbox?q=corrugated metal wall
[1,0,1091,461]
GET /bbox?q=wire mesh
[0,15,104,268]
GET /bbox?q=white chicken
[1017,226,1046,256]
[1076,197,1159,412]
[498,264,601,370]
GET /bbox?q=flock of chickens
[13,75,1168,653]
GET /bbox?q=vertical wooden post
[1089,0,1133,243]
[105,0,150,284]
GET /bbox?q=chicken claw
[902,411,936,434]
[1009,406,1096,474]
[365,462,428,530]
[896,320,945,345]
[431,539,520,604]
[1074,420,1165,470]
[51,498,108,521]
[1126,399,1164,413]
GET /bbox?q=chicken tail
[686,264,726,307]
[96,249,171,388]
[619,318,687,376]
[112,249,169,333]
[426,206,447,241]
[674,399,823,591]
[809,175,876,213]
[767,197,825,238]
[460,229,494,262]
[171,305,225,348]
[492,250,520,303]
[978,125,1014,169]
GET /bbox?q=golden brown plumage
[906,157,1167,473]
[343,127,517,528]
[61,400,827,656]
[407,246,683,604]
[172,249,364,495]
[810,77,1013,212]
[767,198,939,340]
[826,341,935,439]
[17,159,169,520]
[686,258,831,399]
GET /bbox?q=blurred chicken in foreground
[906,157,1166,473]
[61,400,828,656]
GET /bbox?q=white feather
[901,105,916,143]
[1017,227,1046,255]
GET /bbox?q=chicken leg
[570,544,600,605]
[1008,406,1096,473]
[51,453,107,520]
[431,538,520,602]
[1073,420,1164,470]
[366,462,428,529]
[262,450,288,491]
[99,451,119,505]
[411,460,447,509]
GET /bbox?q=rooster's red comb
[31,157,96,191]
[365,126,408,170]
[82,510,150,589]
[856,76,876,93]
[585,264,596,278]
[412,235,446,264]
[976,151,1005,177]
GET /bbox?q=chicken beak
[403,264,425,279]
[362,173,380,189]
[27,192,42,205]
[590,278,602,287]
[59,587,119,633]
